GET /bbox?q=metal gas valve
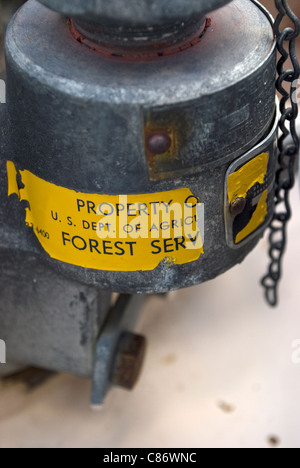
[0,0,298,403]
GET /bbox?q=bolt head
[111,332,147,391]
[229,197,246,216]
[147,133,171,155]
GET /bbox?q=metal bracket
[91,294,146,407]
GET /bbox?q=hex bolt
[229,197,246,216]
[147,133,171,155]
[111,332,147,390]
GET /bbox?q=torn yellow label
[7,161,204,272]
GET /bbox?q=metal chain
[262,0,300,306]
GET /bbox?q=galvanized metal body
[0,250,112,377]
[0,0,278,397]
[1,0,276,294]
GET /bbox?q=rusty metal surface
[111,332,147,391]
[70,16,209,58]
[91,295,146,406]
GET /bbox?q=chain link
[261,0,300,306]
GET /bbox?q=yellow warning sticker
[7,161,204,272]
[227,152,269,245]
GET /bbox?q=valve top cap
[38,0,233,25]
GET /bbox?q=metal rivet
[229,197,246,216]
[147,133,171,154]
